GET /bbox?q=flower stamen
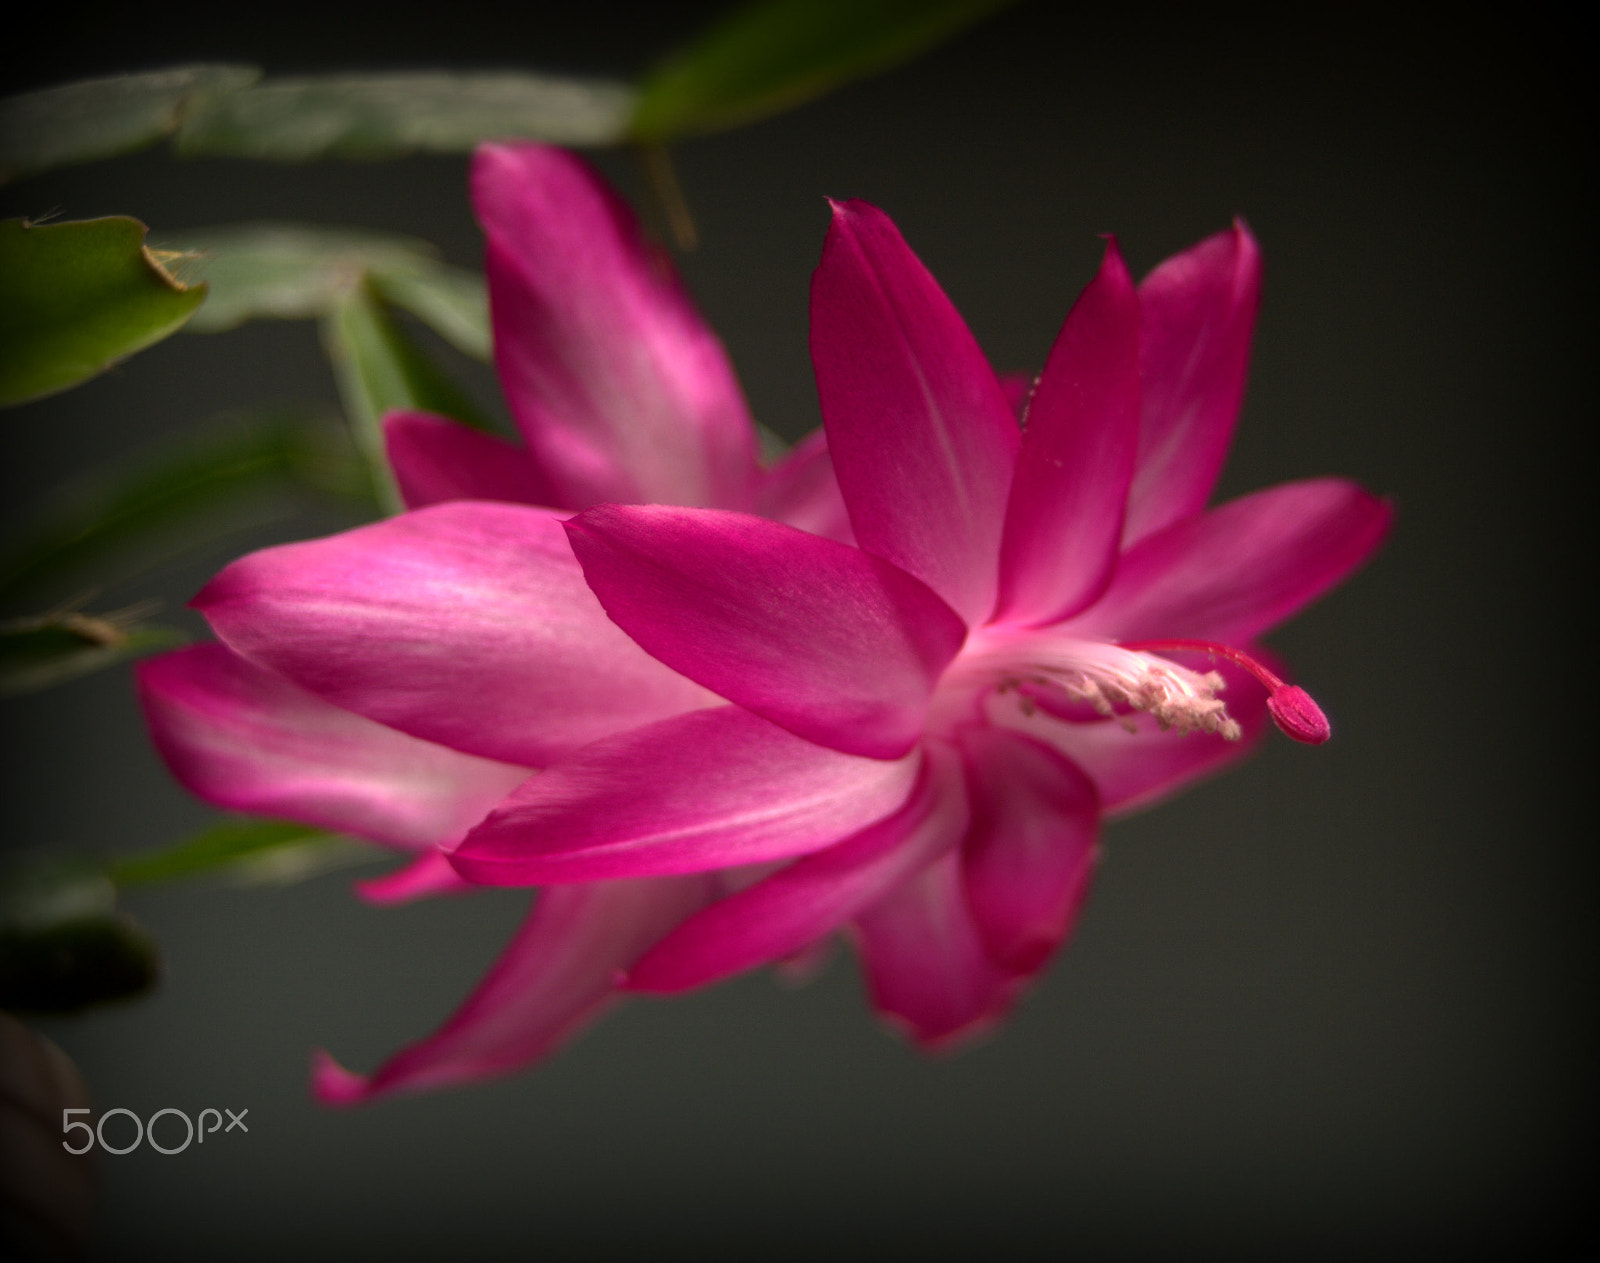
[1034,653,1239,739]
[1118,639,1332,745]
[960,635,1243,740]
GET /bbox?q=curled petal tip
[1267,685,1331,744]
[310,1049,370,1108]
[353,851,478,906]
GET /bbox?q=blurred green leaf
[369,266,491,362]
[0,915,161,1013]
[0,65,259,182]
[3,15,1007,182]
[323,285,491,427]
[0,855,114,929]
[322,283,497,512]
[0,854,159,1014]
[166,223,431,328]
[0,613,184,696]
[164,222,490,360]
[221,834,380,886]
[0,409,376,606]
[0,818,376,1014]
[631,0,1015,141]
[175,71,635,159]
[0,217,208,406]
[108,816,373,888]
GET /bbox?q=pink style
[137,143,1390,1105]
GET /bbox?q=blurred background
[1,2,1590,1258]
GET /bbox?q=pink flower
[140,148,1390,1105]
[440,206,1390,1039]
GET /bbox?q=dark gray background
[2,3,1590,1259]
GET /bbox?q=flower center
[944,634,1242,740]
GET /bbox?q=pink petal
[624,746,967,993]
[353,850,477,905]
[566,505,967,759]
[313,875,714,1105]
[137,643,529,850]
[852,849,1024,1050]
[957,725,1100,973]
[195,501,718,768]
[473,143,758,511]
[1076,478,1394,645]
[451,706,921,884]
[810,199,1018,625]
[383,411,552,510]
[994,239,1141,626]
[756,428,856,544]
[1004,658,1270,816]
[1123,223,1263,546]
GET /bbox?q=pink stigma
[1118,639,1332,745]
[1264,686,1331,745]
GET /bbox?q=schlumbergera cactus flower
[139,143,1390,1105]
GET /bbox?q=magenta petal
[473,143,758,511]
[853,849,1023,1050]
[1123,223,1263,545]
[957,726,1100,973]
[313,875,714,1105]
[383,411,553,510]
[566,506,966,759]
[1078,477,1393,644]
[354,850,477,905]
[757,428,856,545]
[453,706,921,884]
[624,747,966,993]
[138,644,529,849]
[810,199,1018,625]
[994,239,1141,626]
[195,501,718,768]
